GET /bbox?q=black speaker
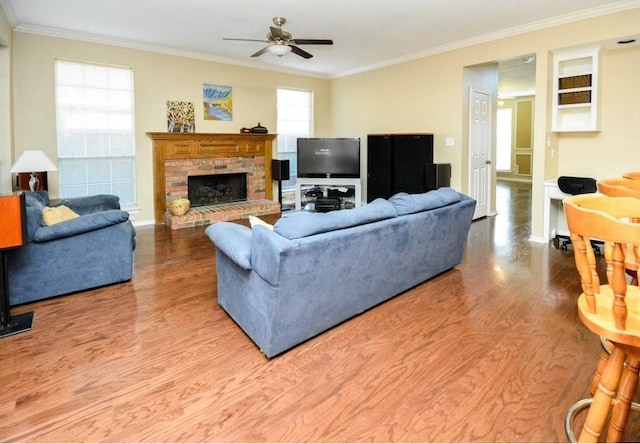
[425,163,451,191]
[271,159,290,181]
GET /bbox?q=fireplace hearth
[188,173,247,207]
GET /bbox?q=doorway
[465,54,536,220]
[496,55,536,183]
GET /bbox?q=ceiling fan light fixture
[267,44,292,57]
[224,17,332,59]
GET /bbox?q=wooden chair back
[597,178,640,281]
[598,177,640,199]
[564,194,640,343]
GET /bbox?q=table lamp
[9,150,58,191]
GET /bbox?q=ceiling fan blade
[251,46,270,57]
[269,26,286,40]
[290,45,313,59]
[290,39,333,45]
[223,38,270,43]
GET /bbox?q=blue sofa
[205,187,475,358]
[6,191,136,306]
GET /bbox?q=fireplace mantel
[147,132,276,224]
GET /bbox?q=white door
[469,89,492,219]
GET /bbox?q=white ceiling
[1,0,639,82]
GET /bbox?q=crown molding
[12,23,331,79]
[331,0,640,78]
[7,0,640,79]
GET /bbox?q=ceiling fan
[223,17,333,59]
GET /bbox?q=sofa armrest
[250,225,293,286]
[57,194,121,215]
[205,222,253,270]
[32,210,130,242]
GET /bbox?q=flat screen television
[297,138,360,178]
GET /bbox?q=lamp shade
[268,44,292,56]
[9,150,58,173]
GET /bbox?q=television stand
[294,178,362,211]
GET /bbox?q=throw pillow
[249,215,274,230]
[42,205,80,226]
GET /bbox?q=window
[55,60,136,205]
[276,88,313,189]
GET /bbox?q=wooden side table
[0,193,34,338]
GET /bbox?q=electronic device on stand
[294,137,362,211]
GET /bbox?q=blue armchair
[6,191,136,306]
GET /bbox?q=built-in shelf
[552,47,600,132]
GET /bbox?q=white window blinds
[55,60,136,205]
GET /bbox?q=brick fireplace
[147,132,281,229]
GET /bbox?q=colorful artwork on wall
[166,101,195,132]
[203,84,233,121]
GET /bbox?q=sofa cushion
[58,194,120,215]
[388,187,461,216]
[274,198,397,239]
[33,210,130,243]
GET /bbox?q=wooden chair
[564,193,640,442]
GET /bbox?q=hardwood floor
[1,182,633,442]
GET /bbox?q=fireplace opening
[188,173,247,207]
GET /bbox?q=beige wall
[329,8,640,240]
[0,7,12,194]
[9,32,331,223]
[5,7,640,237]
[556,45,640,177]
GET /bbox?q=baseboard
[529,235,547,244]
[132,219,156,227]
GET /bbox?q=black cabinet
[366,135,393,201]
[367,133,434,201]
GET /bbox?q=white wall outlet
[445,137,455,147]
